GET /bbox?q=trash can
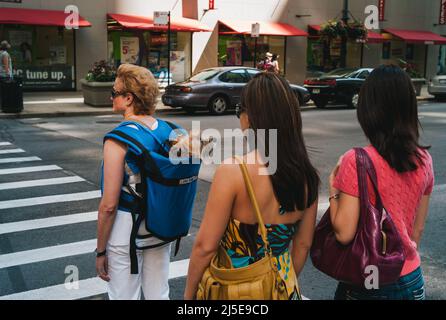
[0,77,23,113]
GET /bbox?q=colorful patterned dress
[220,218,302,300]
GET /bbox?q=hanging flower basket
[320,20,368,43]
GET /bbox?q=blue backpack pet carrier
[104,119,201,274]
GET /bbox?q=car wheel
[313,98,328,108]
[208,95,228,115]
[348,93,360,109]
[183,107,196,115]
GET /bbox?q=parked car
[428,73,446,100]
[304,68,374,108]
[162,67,310,115]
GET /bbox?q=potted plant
[399,59,426,96]
[320,20,368,43]
[80,60,116,107]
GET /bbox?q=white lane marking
[0,239,97,269]
[0,142,12,146]
[0,165,62,175]
[0,176,85,191]
[0,149,25,155]
[0,190,101,210]
[0,259,190,300]
[0,258,310,300]
[0,212,97,235]
[0,157,41,164]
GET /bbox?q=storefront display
[218,34,285,72]
[107,30,192,85]
[1,25,76,90]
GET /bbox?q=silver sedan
[428,74,446,100]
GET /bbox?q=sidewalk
[0,85,435,119]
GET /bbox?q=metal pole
[340,0,349,68]
[167,11,171,86]
[253,37,258,68]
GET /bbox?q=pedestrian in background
[184,72,320,300]
[96,64,171,300]
[327,65,434,300]
[0,40,12,80]
[257,52,274,72]
[271,54,280,74]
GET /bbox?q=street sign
[154,11,169,26]
[251,23,260,38]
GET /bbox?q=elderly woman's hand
[96,255,110,282]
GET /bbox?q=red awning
[308,25,384,43]
[0,7,91,27]
[308,25,321,32]
[367,31,385,43]
[384,28,446,45]
[219,20,308,37]
[107,13,211,32]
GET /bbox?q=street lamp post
[340,0,349,68]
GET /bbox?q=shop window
[108,30,192,86]
[1,25,75,90]
[218,35,285,74]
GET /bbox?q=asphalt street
[0,101,444,300]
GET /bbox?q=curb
[0,107,176,120]
[0,97,434,119]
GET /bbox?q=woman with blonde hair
[96,64,175,300]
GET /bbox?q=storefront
[217,20,307,76]
[107,13,210,87]
[381,29,446,78]
[0,7,91,91]
[306,24,384,76]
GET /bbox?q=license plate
[312,88,320,94]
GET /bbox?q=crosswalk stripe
[0,190,101,210]
[0,258,310,300]
[0,176,86,191]
[0,165,62,175]
[0,148,25,155]
[0,239,97,269]
[0,157,41,164]
[0,142,12,146]
[0,211,97,235]
[0,259,190,300]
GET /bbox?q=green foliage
[320,20,368,42]
[85,60,116,82]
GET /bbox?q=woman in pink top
[328,65,434,300]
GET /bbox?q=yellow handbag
[196,158,299,300]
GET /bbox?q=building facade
[0,0,444,91]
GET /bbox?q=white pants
[106,211,171,300]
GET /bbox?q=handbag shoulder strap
[354,148,384,211]
[234,156,271,254]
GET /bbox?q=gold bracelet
[329,194,340,201]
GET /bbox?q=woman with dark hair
[184,72,320,300]
[328,64,434,300]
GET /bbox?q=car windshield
[189,69,220,82]
[324,68,358,78]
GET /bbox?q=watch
[95,248,106,257]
